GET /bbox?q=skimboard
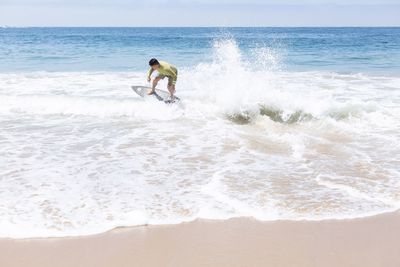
[131,86,180,104]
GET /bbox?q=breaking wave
[0,38,400,238]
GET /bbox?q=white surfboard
[131,86,180,103]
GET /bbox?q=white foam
[1,39,400,238]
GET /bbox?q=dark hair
[149,58,160,66]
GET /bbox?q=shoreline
[1,208,399,240]
[1,211,400,267]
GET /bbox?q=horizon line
[2,25,400,28]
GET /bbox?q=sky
[0,0,399,26]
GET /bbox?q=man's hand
[147,77,151,82]
[147,89,155,95]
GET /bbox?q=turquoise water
[1,27,400,73]
[1,27,400,238]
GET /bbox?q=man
[147,58,178,99]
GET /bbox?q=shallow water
[0,28,400,238]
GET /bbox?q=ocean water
[0,27,400,238]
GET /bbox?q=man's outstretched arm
[147,68,154,82]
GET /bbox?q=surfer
[147,58,178,99]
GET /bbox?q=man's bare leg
[148,77,161,95]
[167,84,176,99]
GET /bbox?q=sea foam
[0,39,400,238]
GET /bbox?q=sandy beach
[1,212,400,267]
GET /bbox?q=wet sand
[1,212,400,267]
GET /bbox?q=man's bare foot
[147,89,155,95]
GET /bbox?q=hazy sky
[1,0,399,26]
